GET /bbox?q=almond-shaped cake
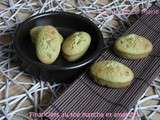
[62,32,91,62]
[34,25,63,64]
[114,34,153,59]
[90,60,134,88]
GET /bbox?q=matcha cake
[62,32,91,62]
[90,60,134,88]
[114,34,153,59]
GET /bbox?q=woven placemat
[44,4,160,120]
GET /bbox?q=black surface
[14,12,104,82]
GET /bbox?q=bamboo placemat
[44,4,160,120]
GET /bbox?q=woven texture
[44,4,160,120]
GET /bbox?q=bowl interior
[15,12,103,69]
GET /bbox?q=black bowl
[14,12,104,83]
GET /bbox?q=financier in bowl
[30,25,92,64]
[30,25,63,64]
[62,32,91,62]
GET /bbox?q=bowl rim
[14,11,104,70]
